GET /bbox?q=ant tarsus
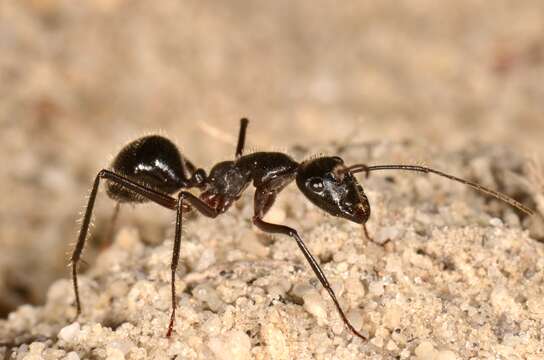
[71,118,533,341]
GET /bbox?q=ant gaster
[71,119,534,340]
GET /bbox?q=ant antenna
[348,164,534,216]
[235,118,249,158]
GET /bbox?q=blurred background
[0,0,543,318]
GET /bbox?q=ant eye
[308,177,325,192]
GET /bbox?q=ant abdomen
[106,135,191,203]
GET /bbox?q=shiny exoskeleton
[71,119,534,340]
[106,135,205,202]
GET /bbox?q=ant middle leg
[252,189,368,341]
[340,164,378,243]
[71,170,178,317]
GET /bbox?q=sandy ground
[1,1,544,359]
[1,140,544,359]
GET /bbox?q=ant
[71,118,534,340]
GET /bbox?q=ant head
[296,156,370,224]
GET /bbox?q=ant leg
[165,190,225,337]
[180,191,223,217]
[362,223,373,242]
[71,170,177,318]
[362,223,390,246]
[166,193,186,338]
[235,118,249,158]
[252,190,368,341]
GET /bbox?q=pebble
[415,341,438,360]
[527,296,544,315]
[107,340,134,356]
[58,322,81,342]
[346,310,363,331]
[303,290,328,325]
[46,279,74,304]
[370,336,384,348]
[194,248,216,271]
[330,278,345,297]
[105,347,125,360]
[368,281,385,297]
[386,340,398,351]
[208,330,251,360]
[202,314,222,335]
[21,342,45,360]
[193,284,224,312]
[375,226,400,245]
[437,350,458,360]
[489,217,503,227]
[344,276,365,297]
[262,324,289,360]
[400,348,411,359]
[490,285,519,315]
[383,304,402,329]
[64,352,81,360]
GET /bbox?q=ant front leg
[348,163,370,179]
[166,193,186,338]
[71,170,178,318]
[362,223,375,243]
[251,188,368,341]
[166,191,223,337]
[343,164,377,244]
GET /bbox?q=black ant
[70,118,534,340]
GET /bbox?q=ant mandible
[70,118,534,340]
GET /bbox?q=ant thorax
[204,161,250,197]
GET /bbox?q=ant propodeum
[71,118,534,340]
